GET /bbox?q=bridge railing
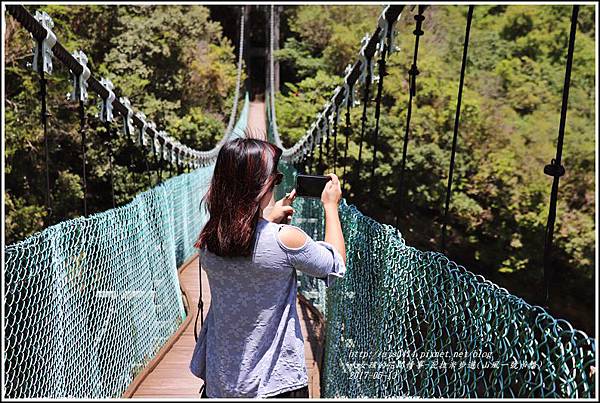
[280,159,596,398]
[4,166,213,398]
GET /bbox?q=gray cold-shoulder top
[189,217,346,398]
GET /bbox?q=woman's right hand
[321,173,342,208]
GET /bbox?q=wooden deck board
[129,256,325,398]
[246,100,267,140]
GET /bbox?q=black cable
[542,5,579,306]
[342,89,352,191]
[325,112,331,163]
[105,122,116,208]
[370,23,393,194]
[301,154,308,175]
[308,136,315,175]
[38,44,52,222]
[318,126,324,174]
[79,100,88,217]
[332,105,339,173]
[356,57,372,177]
[169,148,175,178]
[395,7,425,228]
[139,129,153,187]
[144,157,153,188]
[153,139,162,185]
[441,5,474,252]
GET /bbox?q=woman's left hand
[265,189,296,224]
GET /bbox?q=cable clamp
[193,151,200,169]
[188,150,194,168]
[378,6,401,55]
[120,97,135,140]
[135,112,149,147]
[342,64,356,108]
[98,77,115,122]
[176,143,184,167]
[190,149,196,169]
[322,104,331,139]
[171,140,180,165]
[331,88,343,127]
[312,113,321,144]
[408,64,420,96]
[181,146,188,168]
[149,123,160,155]
[358,33,374,84]
[158,131,170,161]
[166,138,174,164]
[31,11,56,74]
[413,13,425,36]
[68,50,90,102]
[306,123,316,150]
[544,159,566,177]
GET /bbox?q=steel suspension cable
[169,147,175,178]
[144,155,153,187]
[356,57,372,178]
[224,6,246,136]
[542,5,579,306]
[37,47,52,222]
[308,135,316,175]
[441,5,474,252]
[369,23,393,194]
[342,86,353,190]
[318,124,324,174]
[325,111,331,162]
[79,100,88,217]
[332,105,340,173]
[153,137,162,186]
[395,6,425,227]
[104,122,116,209]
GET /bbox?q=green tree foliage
[5,5,240,244]
[275,5,595,333]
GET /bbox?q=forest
[4,5,596,334]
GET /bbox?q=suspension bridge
[3,4,596,399]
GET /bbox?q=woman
[189,138,346,398]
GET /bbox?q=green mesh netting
[278,160,596,399]
[4,166,213,398]
[229,93,250,140]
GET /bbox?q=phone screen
[296,174,331,198]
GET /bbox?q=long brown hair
[195,138,282,257]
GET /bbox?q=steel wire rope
[440,5,474,252]
[542,5,579,306]
[395,6,426,227]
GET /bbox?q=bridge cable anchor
[98,77,115,122]
[67,50,90,102]
[135,112,150,147]
[358,33,374,84]
[378,5,402,56]
[120,97,135,142]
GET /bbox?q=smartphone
[296,174,331,199]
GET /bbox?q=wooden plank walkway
[246,100,267,139]
[126,256,325,398]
